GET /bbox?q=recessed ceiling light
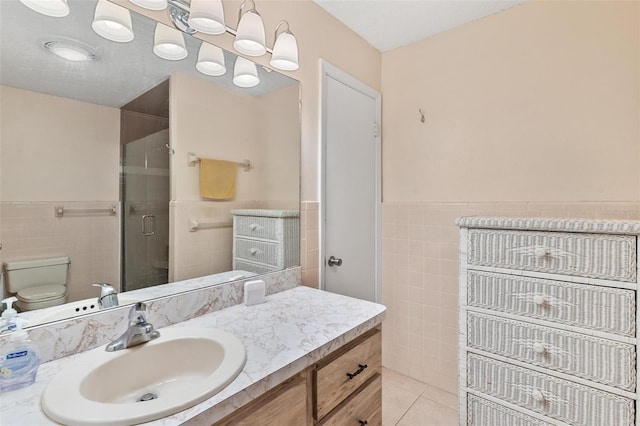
[44,41,96,62]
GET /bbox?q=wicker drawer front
[467,312,636,391]
[233,260,278,274]
[234,239,280,266]
[315,331,381,420]
[468,394,553,426]
[234,216,279,240]
[467,354,635,426]
[467,271,636,337]
[467,229,637,282]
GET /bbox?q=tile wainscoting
[380,201,640,394]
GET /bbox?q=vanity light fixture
[19,0,69,17]
[233,0,266,57]
[44,41,96,62]
[92,0,134,43]
[153,23,188,60]
[233,56,260,88]
[196,42,226,76]
[188,0,226,35]
[270,21,299,71]
[129,0,168,11]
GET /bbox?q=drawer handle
[358,421,368,426]
[346,364,368,380]
[532,295,546,306]
[248,248,262,256]
[534,247,550,258]
[249,223,261,231]
[533,342,546,354]
[532,389,545,403]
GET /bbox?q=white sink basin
[41,327,247,425]
[24,295,142,327]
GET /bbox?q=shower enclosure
[121,128,170,291]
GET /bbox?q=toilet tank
[4,257,70,293]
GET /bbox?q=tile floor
[382,367,459,426]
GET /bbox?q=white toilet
[4,257,70,311]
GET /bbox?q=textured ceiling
[0,0,297,108]
[313,0,527,52]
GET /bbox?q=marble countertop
[0,286,386,425]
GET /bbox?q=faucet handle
[129,302,149,324]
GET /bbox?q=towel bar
[186,152,251,171]
[55,206,117,217]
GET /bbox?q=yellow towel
[199,158,237,200]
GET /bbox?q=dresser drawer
[467,354,635,426]
[467,229,637,282]
[319,375,381,426]
[315,330,381,420]
[467,312,636,391]
[468,394,553,426]
[234,238,280,266]
[234,216,279,240]
[233,259,279,274]
[467,271,636,337]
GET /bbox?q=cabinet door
[215,373,309,426]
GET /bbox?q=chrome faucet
[93,283,119,309]
[105,302,160,352]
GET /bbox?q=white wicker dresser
[457,217,640,426]
[231,209,300,274]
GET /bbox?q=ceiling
[0,0,296,108]
[313,0,527,52]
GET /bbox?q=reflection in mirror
[0,0,300,329]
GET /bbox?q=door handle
[328,256,343,267]
[142,214,156,236]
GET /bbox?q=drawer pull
[346,364,368,380]
[248,248,262,256]
[531,389,545,403]
[534,247,550,258]
[532,342,546,354]
[358,421,368,426]
[532,295,547,306]
[249,223,262,231]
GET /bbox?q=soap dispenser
[0,321,41,391]
[1,297,18,331]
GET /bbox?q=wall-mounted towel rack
[188,218,233,232]
[186,152,251,171]
[55,206,117,218]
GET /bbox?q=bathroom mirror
[0,0,300,328]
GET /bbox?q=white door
[320,61,381,303]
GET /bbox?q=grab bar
[55,206,117,217]
[189,218,232,232]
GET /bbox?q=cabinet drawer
[468,394,553,426]
[233,259,279,274]
[467,229,637,282]
[467,271,636,337]
[467,312,636,391]
[315,330,381,420]
[319,375,381,426]
[235,239,280,266]
[234,216,279,240]
[467,354,635,426]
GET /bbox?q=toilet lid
[18,285,66,302]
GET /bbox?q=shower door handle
[142,214,156,236]
[328,256,343,267]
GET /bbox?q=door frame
[319,60,382,303]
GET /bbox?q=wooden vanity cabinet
[212,328,382,426]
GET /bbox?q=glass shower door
[122,129,170,291]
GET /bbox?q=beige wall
[380,1,640,395]
[0,86,121,302]
[0,86,120,201]
[382,0,640,203]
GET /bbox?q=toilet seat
[16,284,67,311]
